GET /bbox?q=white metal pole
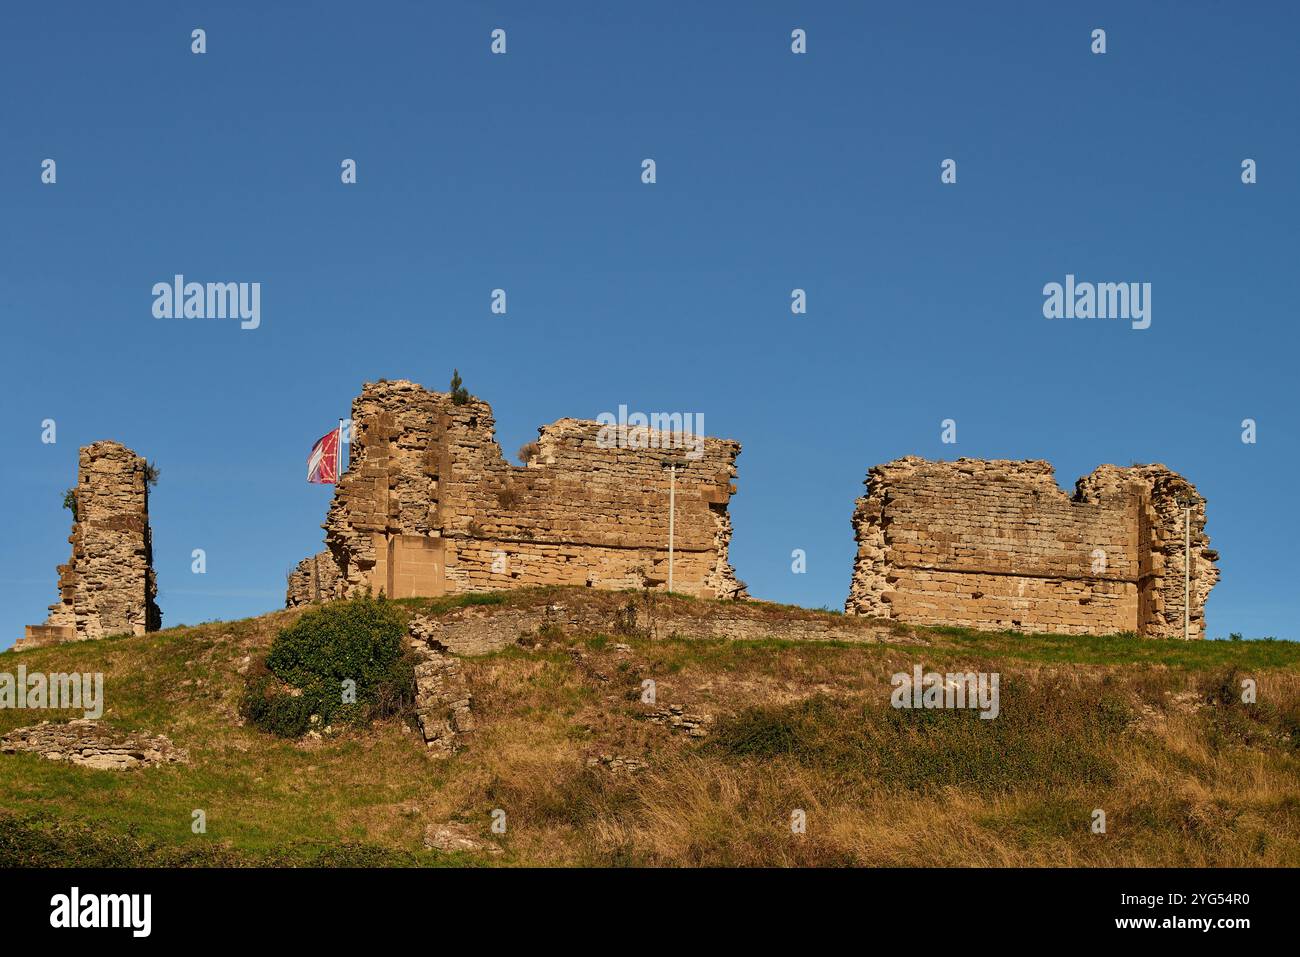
[337,418,345,481]
[668,464,676,594]
[1184,505,1191,640]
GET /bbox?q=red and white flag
[307,426,341,484]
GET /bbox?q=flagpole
[336,418,344,482]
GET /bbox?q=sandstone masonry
[0,719,186,770]
[845,457,1219,638]
[20,442,161,649]
[288,380,746,605]
[405,596,903,658]
[286,550,341,608]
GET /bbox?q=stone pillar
[21,441,160,648]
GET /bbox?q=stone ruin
[288,379,747,606]
[16,419,1222,651]
[1,720,186,770]
[19,441,161,649]
[845,457,1220,638]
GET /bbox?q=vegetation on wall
[450,369,469,406]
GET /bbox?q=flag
[307,427,340,484]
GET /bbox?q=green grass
[0,812,475,867]
[394,591,507,615]
[920,625,1300,669]
[2,586,1298,867]
[708,679,1134,794]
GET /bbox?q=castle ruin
[20,441,161,649]
[845,457,1219,637]
[288,380,746,605]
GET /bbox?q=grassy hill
[3,588,1298,867]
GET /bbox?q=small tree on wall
[450,369,470,406]
[62,487,77,522]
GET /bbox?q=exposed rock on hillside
[0,719,186,770]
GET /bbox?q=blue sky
[2,1,1296,646]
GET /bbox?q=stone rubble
[423,821,503,855]
[586,753,648,774]
[643,705,712,737]
[0,719,187,770]
[408,632,475,754]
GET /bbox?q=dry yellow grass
[2,588,1297,866]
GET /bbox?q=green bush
[240,593,414,737]
[239,673,315,738]
[450,369,470,405]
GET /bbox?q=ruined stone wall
[1075,464,1220,639]
[291,379,745,604]
[21,441,161,648]
[845,457,1218,638]
[286,551,342,608]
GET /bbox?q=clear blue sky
[2,1,1296,646]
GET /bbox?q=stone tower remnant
[20,441,161,649]
[845,457,1219,638]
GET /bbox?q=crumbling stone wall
[1075,464,1220,639]
[286,551,341,607]
[845,457,1219,638]
[289,379,745,605]
[408,625,475,754]
[1,720,186,770]
[21,441,161,649]
[404,595,901,657]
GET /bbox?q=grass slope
[2,588,1298,867]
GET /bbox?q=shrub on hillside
[239,593,415,738]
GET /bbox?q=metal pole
[337,418,345,480]
[668,464,676,594]
[1184,505,1191,640]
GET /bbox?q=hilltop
[2,588,1298,867]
